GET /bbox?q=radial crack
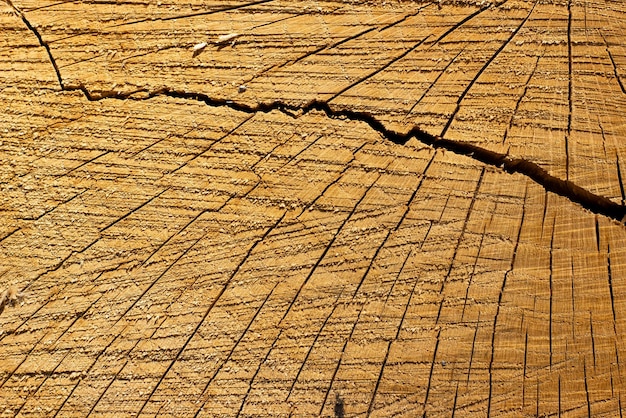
[8,1,626,224]
[440,1,537,137]
[5,0,63,88]
[34,78,626,224]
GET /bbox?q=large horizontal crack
[47,84,626,224]
[9,0,626,224]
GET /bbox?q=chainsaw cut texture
[1,0,626,417]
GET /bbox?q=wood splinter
[192,33,240,57]
[0,285,24,316]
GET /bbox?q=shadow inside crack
[61,84,626,224]
[8,0,626,224]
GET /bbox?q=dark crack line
[0,227,20,243]
[440,0,537,137]
[405,46,467,119]
[548,215,556,369]
[248,132,298,172]
[383,247,413,308]
[0,239,105,341]
[280,171,381,325]
[235,327,283,417]
[58,52,106,69]
[9,0,626,224]
[325,34,431,104]
[248,13,298,30]
[281,2,433,70]
[112,0,275,27]
[486,182,527,417]
[22,0,76,12]
[85,360,129,417]
[421,328,441,417]
[18,189,87,221]
[319,303,365,416]
[608,49,626,94]
[110,45,180,66]
[53,375,84,418]
[352,227,391,298]
[590,311,597,371]
[12,297,104,416]
[99,188,169,233]
[54,310,169,417]
[277,133,324,171]
[584,359,592,416]
[392,151,437,233]
[141,209,207,267]
[502,53,543,146]
[436,166,485,325]
[281,26,378,68]
[566,0,573,181]
[602,33,626,95]
[60,151,110,177]
[56,84,626,222]
[150,213,288,416]
[194,283,281,410]
[296,142,368,217]
[427,1,502,49]
[461,226,487,321]
[351,185,396,298]
[608,243,619,339]
[131,127,192,158]
[0,331,49,389]
[366,340,391,416]
[284,290,345,402]
[166,114,254,177]
[5,0,63,88]
[111,233,206,330]
[467,311,481,389]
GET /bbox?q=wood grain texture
[2,0,626,416]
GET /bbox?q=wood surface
[1,0,626,416]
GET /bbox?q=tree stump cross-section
[2,0,626,416]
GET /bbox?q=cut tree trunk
[1,0,626,416]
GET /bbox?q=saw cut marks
[2,0,626,417]
[12,0,626,209]
[2,85,626,416]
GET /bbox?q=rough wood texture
[2,0,626,416]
